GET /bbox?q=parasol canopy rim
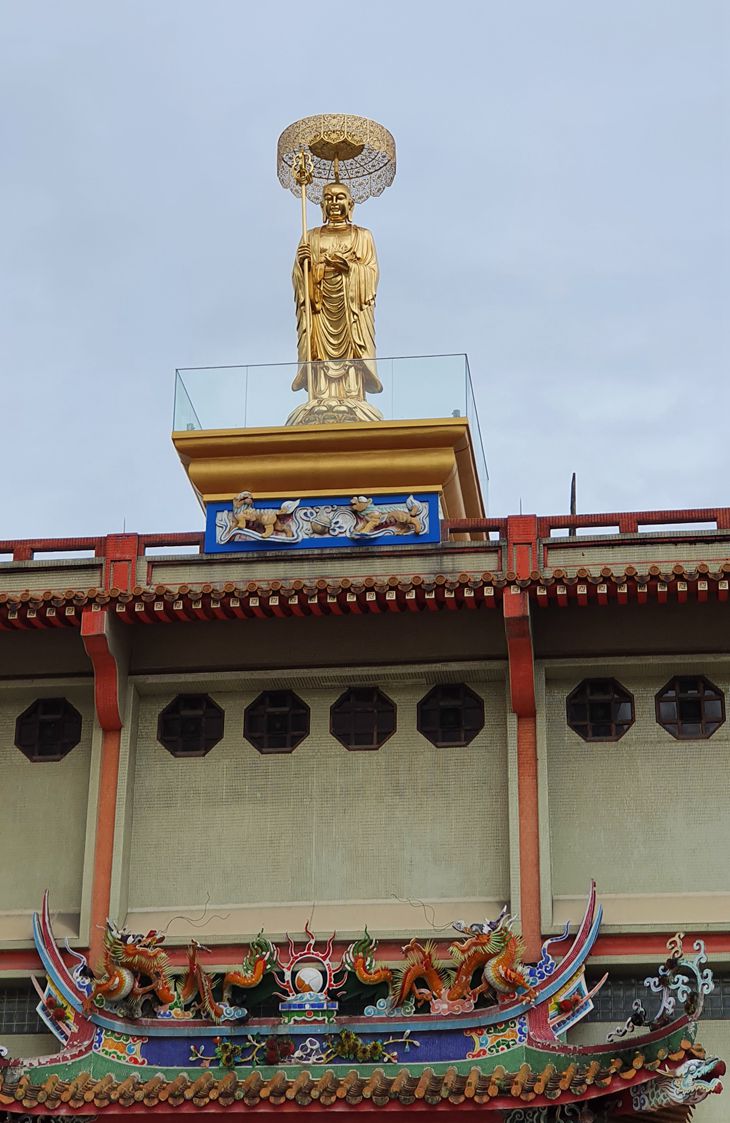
[277,113,396,205]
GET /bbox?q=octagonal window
[417,684,484,748]
[655,676,725,740]
[15,697,82,762]
[331,687,396,751]
[157,694,224,758]
[244,690,309,754]
[566,679,634,742]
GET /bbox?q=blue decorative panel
[204,492,440,553]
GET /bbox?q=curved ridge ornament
[608,930,716,1042]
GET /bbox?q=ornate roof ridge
[0,1037,708,1112]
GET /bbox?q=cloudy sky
[1,1,728,538]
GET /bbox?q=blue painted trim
[91,1012,236,1037]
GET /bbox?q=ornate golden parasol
[277,113,396,204]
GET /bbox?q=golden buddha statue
[286,181,383,426]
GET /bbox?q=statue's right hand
[297,242,312,267]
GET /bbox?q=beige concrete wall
[0,630,91,679]
[130,611,508,674]
[0,559,102,593]
[0,1032,55,1058]
[0,684,94,940]
[144,545,501,588]
[123,674,509,938]
[543,659,730,929]
[533,600,730,659]
[545,536,730,573]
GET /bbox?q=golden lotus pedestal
[172,418,485,520]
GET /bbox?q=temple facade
[0,503,728,1121]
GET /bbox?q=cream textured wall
[125,679,509,922]
[0,630,91,678]
[0,560,102,593]
[533,601,730,659]
[130,612,508,674]
[144,545,501,587]
[545,538,730,572]
[545,662,730,900]
[0,1032,55,1058]
[0,685,94,933]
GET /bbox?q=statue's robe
[292,224,381,398]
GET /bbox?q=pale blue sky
[1,1,728,536]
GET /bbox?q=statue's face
[321,183,353,224]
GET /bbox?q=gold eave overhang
[172,417,485,520]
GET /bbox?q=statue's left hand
[327,253,350,274]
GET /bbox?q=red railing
[443,507,730,539]
[138,532,205,553]
[1,509,728,565]
[0,533,205,563]
[0,537,105,562]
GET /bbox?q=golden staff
[292,149,314,393]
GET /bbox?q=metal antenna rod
[569,472,577,537]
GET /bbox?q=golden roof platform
[172,355,488,519]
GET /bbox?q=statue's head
[321,182,354,224]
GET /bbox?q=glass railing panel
[387,354,473,423]
[465,357,489,491]
[173,370,203,431]
[173,354,488,495]
[243,363,306,429]
[174,355,474,430]
[174,365,249,431]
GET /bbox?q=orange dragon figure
[342,928,393,988]
[176,939,236,1022]
[391,939,451,1008]
[448,910,537,1003]
[221,931,279,1004]
[88,921,176,1012]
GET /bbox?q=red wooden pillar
[504,516,541,960]
[81,535,137,964]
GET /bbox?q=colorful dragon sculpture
[88,924,276,1023]
[221,931,279,1003]
[87,921,176,1014]
[448,910,537,1003]
[87,910,534,1022]
[390,911,536,1011]
[391,939,451,1008]
[341,928,394,988]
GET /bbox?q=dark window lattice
[330,687,396,751]
[14,697,82,762]
[157,694,225,758]
[417,684,484,748]
[584,973,730,1022]
[244,690,310,754]
[655,676,725,740]
[0,985,44,1034]
[566,678,635,742]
